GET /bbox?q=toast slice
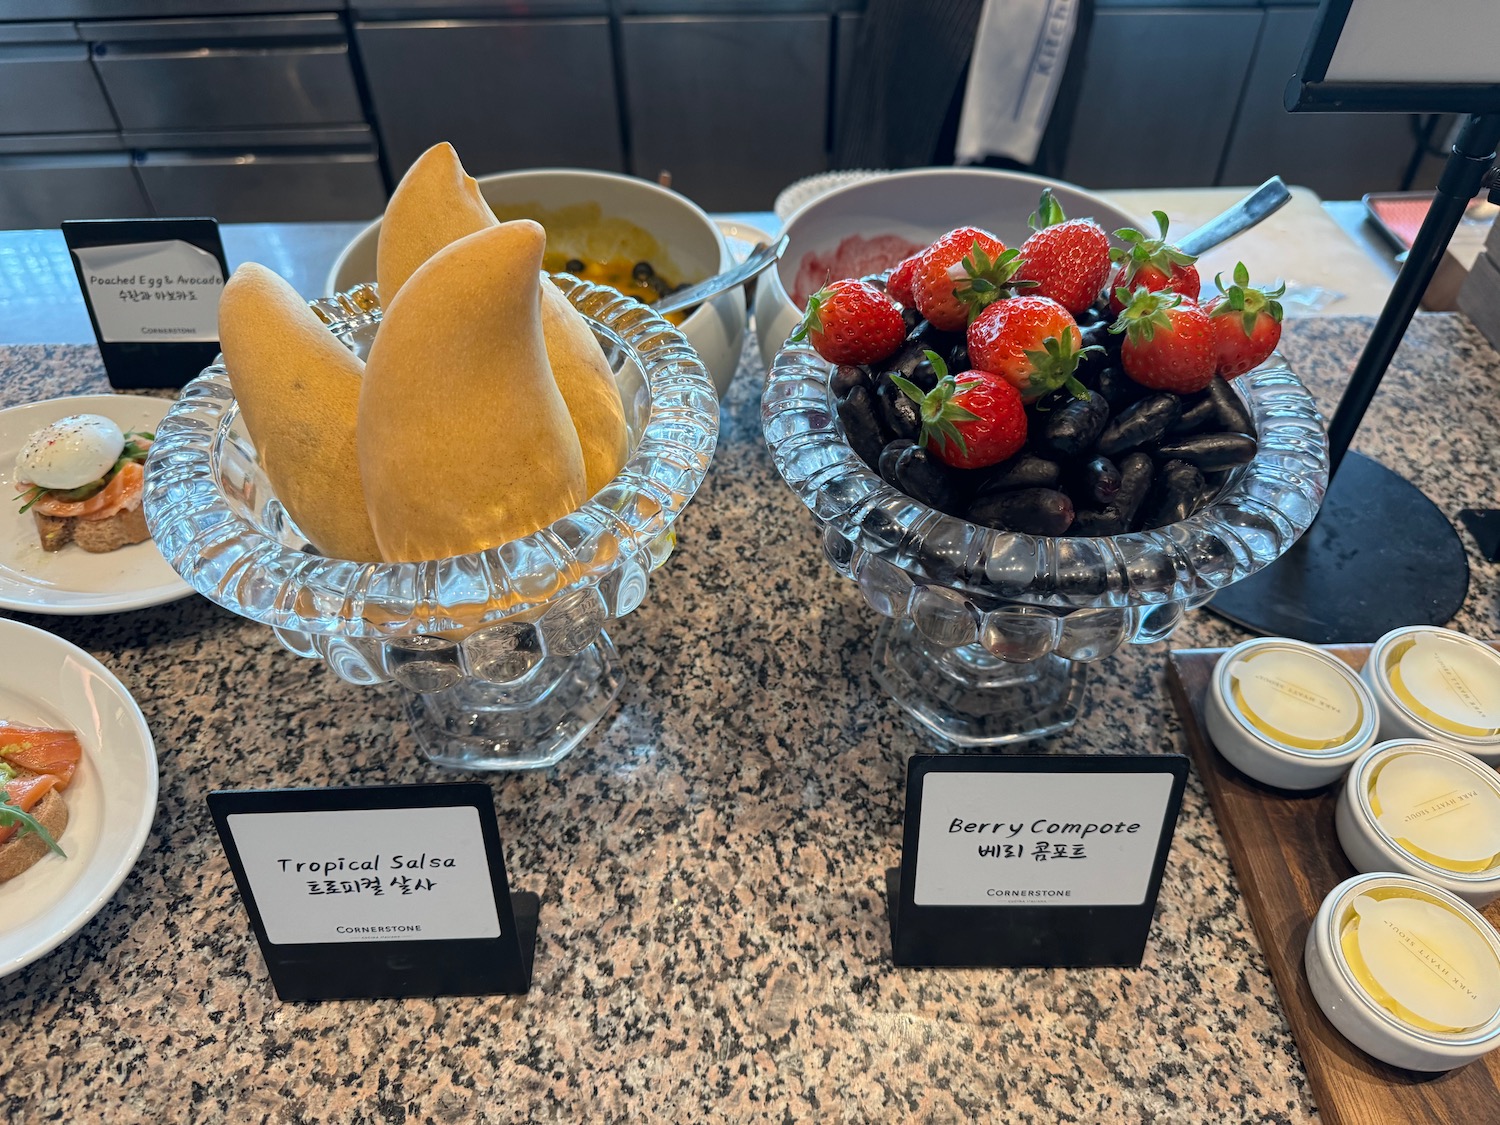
[0,788,67,883]
[34,505,150,554]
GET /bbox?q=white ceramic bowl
[1205,637,1379,791]
[1305,873,1500,1072]
[328,168,746,398]
[1336,739,1500,907]
[754,167,1145,372]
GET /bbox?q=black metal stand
[1208,113,1500,642]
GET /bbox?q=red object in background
[1364,193,1432,250]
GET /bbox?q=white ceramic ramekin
[1205,638,1378,790]
[1363,627,1500,765]
[1305,873,1500,1072]
[1336,740,1500,907]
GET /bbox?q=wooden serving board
[1166,645,1500,1125]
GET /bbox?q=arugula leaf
[0,792,65,857]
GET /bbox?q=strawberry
[1109,287,1215,393]
[1014,190,1112,315]
[1203,261,1285,378]
[966,295,1099,404]
[1107,211,1199,313]
[910,227,1022,332]
[890,351,1026,470]
[791,278,907,365]
[886,252,920,308]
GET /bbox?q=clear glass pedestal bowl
[762,339,1329,747]
[143,274,719,770]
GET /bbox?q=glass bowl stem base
[401,633,623,770]
[871,618,1088,747]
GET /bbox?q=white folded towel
[955,0,1081,166]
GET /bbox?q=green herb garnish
[0,791,66,857]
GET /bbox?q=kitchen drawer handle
[93,42,347,61]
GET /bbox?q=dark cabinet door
[356,19,625,180]
[1062,9,1261,190]
[0,27,117,135]
[620,15,829,210]
[0,142,151,228]
[1218,7,1431,196]
[89,16,365,132]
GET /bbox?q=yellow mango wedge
[377,141,499,302]
[378,141,630,498]
[540,278,629,495]
[359,220,587,562]
[218,262,382,562]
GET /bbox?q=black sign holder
[1208,2,1500,642]
[62,217,228,391]
[887,755,1188,969]
[209,783,538,1002]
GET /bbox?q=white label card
[226,806,502,945]
[914,771,1176,907]
[71,239,224,343]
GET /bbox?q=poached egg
[15,414,126,490]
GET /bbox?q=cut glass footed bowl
[762,340,1328,746]
[144,274,719,770]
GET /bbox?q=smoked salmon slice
[0,772,58,848]
[30,458,146,520]
[0,722,82,789]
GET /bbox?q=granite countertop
[1,314,1498,1123]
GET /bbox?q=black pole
[1326,112,1500,474]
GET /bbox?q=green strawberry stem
[890,351,980,458]
[1109,287,1182,345]
[1108,210,1197,287]
[0,792,66,857]
[954,245,1034,323]
[1019,333,1102,402]
[1210,261,1286,336]
[790,285,833,343]
[1028,189,1067,232]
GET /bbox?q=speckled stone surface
[2,315,1498,1124]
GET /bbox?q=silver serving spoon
[1175,177,1292,257]
[650,234,790,316]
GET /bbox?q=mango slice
[218,263,382,562]
[359,221,586,562]
[377,142,499,303]
[540,279,629,495]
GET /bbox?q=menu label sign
[69,239,223,344]
[225,806,501,945]
[62,218,229,390]
[888,755,1187,968]
[209,784,537,1002]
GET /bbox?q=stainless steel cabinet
[0,134,150,228]
[0,23,116,135]
[89,15,364,132]
[1062,9,1262,189]
[621,14,829,210]
[129,126,387,222]
[355,17,625,178]
[1218,6,1438,196]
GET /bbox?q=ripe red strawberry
[891,352,1026,470]
[791,278,907,365]
[1110,288,1215,393]
[1014,190,1112,315]
[886,252,920,307]
[1107,210,1200,313]
[1203,261,1285,378]
[910,227,1020,332]
[966,295,1099,404]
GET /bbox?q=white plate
[0,618,158,977]
[0,394,193,614]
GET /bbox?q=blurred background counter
[0,0,1455,225]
